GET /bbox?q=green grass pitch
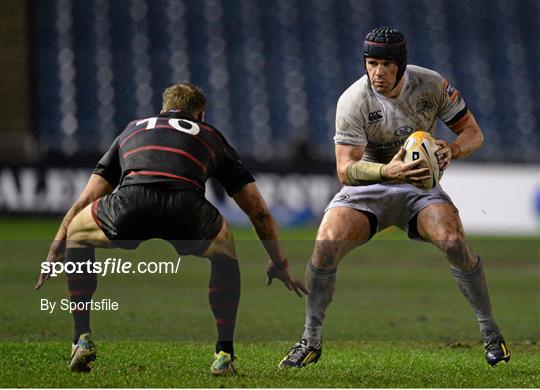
[1,217,539,387]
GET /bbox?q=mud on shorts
[91,185,223,256]
[326,183,454,240]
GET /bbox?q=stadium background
[1,0,539,232]
[0,0,539,387]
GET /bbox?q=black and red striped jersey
[93,110,255,196]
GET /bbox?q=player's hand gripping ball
[403,131,442,190]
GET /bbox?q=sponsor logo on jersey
[444,81,456,97]
[336,131,361,139]
[394,126,413,136]
[367,139,406,149]
[443,80,461,103]
[368,110,383,123]
[415,96,435,113]
[335,194,350,202]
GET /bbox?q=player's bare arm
[335,143,364,185]
[336,144,430,187]
[34,174,113,290]
[233,182,308,297]
[448,112,484,158]
[435,112,484,171]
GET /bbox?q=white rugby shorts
[326,183,453,239]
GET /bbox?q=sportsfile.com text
[41,257,182,277]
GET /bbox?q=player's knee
[311,240,340,269]
[444,239,467,259]
[204,221,236,259]
[214,220,234,241]
[219,223,235,252]
[434,229,470,265]
[429,221,463,248]
[204,242,236,260]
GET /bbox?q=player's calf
[208,254,240,361]
[65,247,97,343]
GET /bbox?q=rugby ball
[403,131,441,189]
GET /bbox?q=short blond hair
[162,82,206,116]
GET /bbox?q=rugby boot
[279,338,322,368]
[69,333,97,372]
[211,351,236,376]
[484,333,510,366]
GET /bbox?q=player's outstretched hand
[266,260,308,297]
[434,139,452,172]
[34,241,65,290]
[382,147,431,187]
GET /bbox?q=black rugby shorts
[91,185,223,255]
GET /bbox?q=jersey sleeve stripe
[449,89,459,102]
[444,107,469,127]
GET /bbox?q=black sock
[208,255,240,357]
[216,340,234,356]
[65,247,97,343]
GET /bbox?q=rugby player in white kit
[279,26,509,368]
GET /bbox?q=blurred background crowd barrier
[0,0,538,234]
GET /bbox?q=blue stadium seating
[32,0,539,163]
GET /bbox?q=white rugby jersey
[334,65,467,163]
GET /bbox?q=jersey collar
[159,109,196,120]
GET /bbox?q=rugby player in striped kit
[279,26,509,368]
[35,82,308,375]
